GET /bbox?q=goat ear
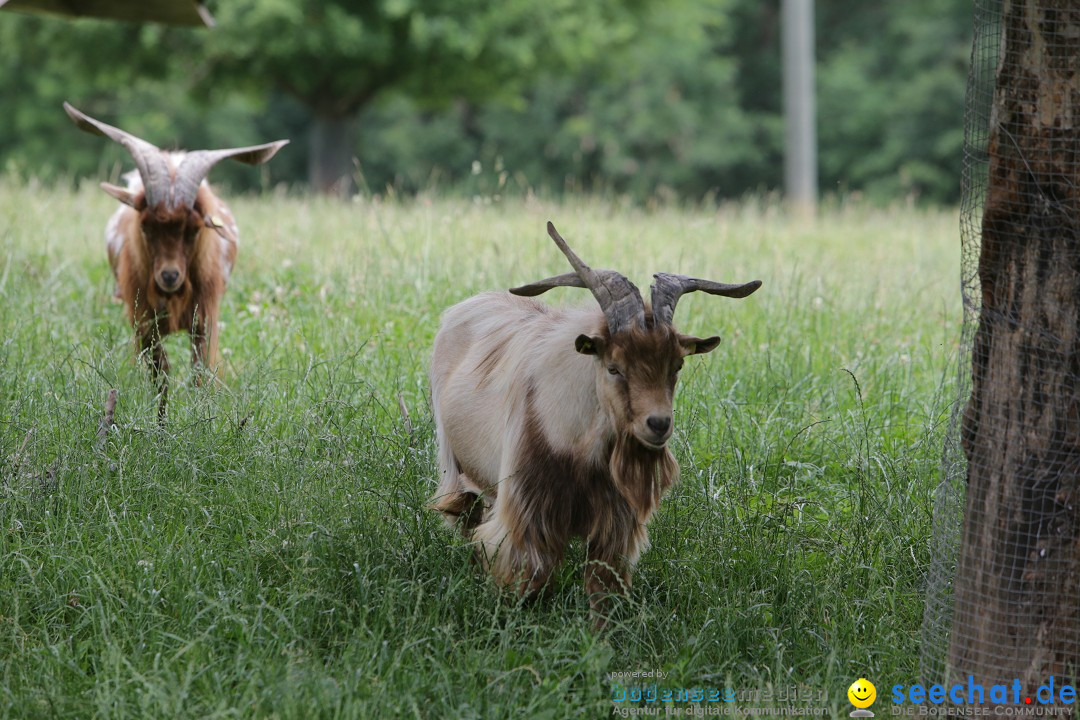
[679,334,722,355]
[575,334,605,356]
[204,218,236,243]
[203,214,236,242]
[193,197,237,242]
[100,182,145,210]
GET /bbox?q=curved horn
[650,272,762,326]
[173,140,289,209]
[509,221,646,334]
[509,272,588,296]
[64,102,173,208]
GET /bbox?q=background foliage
[0,0,970,202]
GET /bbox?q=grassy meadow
[0,180,960,718]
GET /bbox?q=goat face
[513,221,759,452]
[102,183,223,297]
[64,100,285,300]
[577,324,720,450]
[139,208,203,294]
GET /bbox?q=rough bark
[950,0,1080,691]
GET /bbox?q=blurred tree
[0,0,213,26]
[478,0,759,199]
[0,0,972,203]
[356,0,764,200]
[203,0,641,195]
[815,0,969,200]
[724,0,970,202]
[353,0,970,203]
[0,14,195,178]
[0,12,288,192]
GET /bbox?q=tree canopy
[0,0,972,203]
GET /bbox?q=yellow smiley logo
[847,678,877,709]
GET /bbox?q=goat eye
[607,365,622,377]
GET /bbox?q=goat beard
[610,432,679,523]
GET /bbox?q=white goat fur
[430,291,661,593]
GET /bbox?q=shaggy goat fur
[64,101,287,417]
[430,223,760,625]
[106,163,238,379]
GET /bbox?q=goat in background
[64,102,287,415]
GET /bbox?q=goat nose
[161,270,179,286]
[646,415,671,434]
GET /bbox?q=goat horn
[509,272,588,296]
[649,273,762,326]
[173,141,289,210]
[63,102,172,209]
[509,222,646,335]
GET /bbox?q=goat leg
[473,502,559,600]
[190,303,220,385]
[585,542,633,631]
[139,330,170,423]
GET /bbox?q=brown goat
[65,103,287,413]
[429,222,760,626]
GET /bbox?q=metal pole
[782,0,817,215]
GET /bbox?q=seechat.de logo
[848,678,877,717]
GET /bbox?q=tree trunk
[308,113,356,196]
[950,0,1080,691]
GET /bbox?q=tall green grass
[0,181,960,718]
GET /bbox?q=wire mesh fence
[923,0,1080,701]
